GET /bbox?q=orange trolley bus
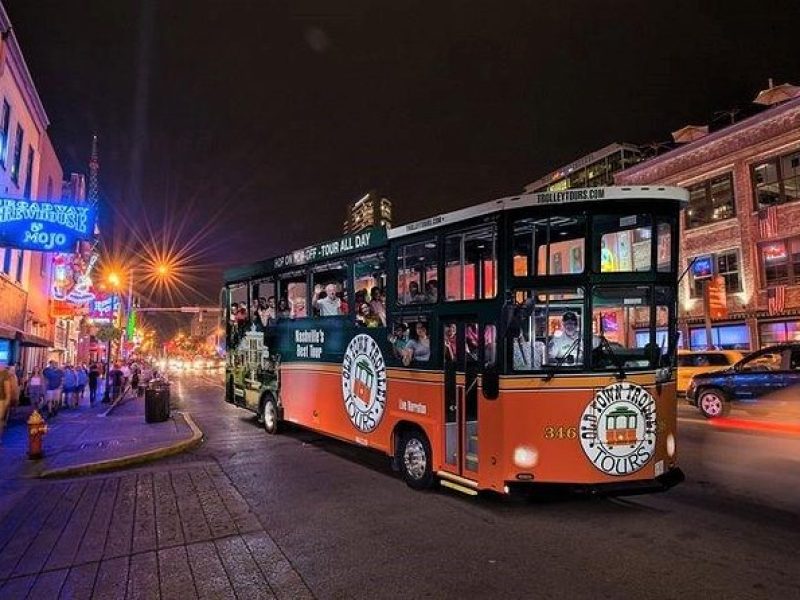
[222,186,686,495]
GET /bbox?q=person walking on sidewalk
[6,364,20,418]
[0,367,10,443]
[107,363,124,403]
[76,364,89,406]
[63,365,78,409]
[88,363,100,405]
[27,368,44,411]
[43,360,64,416]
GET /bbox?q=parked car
[686,344,800,418]
[676,349,744,394]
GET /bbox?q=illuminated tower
[88,134,99,204]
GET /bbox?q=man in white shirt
[315,284,342,316]
[547,311,583,365]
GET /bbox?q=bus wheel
[225,376,234,403]
[262,396,280,434]
[698,388,729,419]
[399,430,434,490]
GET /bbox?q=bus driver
[547,311,582,365]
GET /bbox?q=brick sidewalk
[0,464,313,599]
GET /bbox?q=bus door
[442,318,481,479]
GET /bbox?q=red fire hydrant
[27,410,48,459]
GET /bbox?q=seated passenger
[443,323,457,362]
[358,303,381,327]
[402,321,431,366]
[369,287,386,326]
[406,281,425,304]
[388,322,410,359]
[425,280,438,303]
[547,311,582,365]
[276,297,291,319]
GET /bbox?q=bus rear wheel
[261,396,280,435]
[399,430,434,490]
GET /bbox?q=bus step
[440,480,478,496]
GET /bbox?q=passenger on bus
[425,280,438,303]
[406,281,424,304]
[358,303,381,328]
[443,323,457,362]
[339,289,350,315]
[402,322,431,366]
[369,287,386,326]
[512,330,545,370]
[314,283,341,316]
[290,296,306,319]
[465,323,479,361]
[547,311,582,365]
[277,297,291,319]
[389,322,409,359]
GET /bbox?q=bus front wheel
[261,396,280,435]
[399,430,434,490]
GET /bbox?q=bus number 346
[543,426,578,440]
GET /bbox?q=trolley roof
[224,185,687,284]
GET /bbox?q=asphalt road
[166,370,800,600]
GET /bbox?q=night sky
[6,0,800,310]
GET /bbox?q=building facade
[524,142,642,193]
[343,191,393,234]
[616,95,800,350]
[0,4,58,371]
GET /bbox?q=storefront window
[685,174,736,229]
[759,320,800,346]
[759,236,800,286]
[688,250,742,297]
[689,324,751,350]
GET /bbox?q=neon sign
[0,198,97,252]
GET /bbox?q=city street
[1,371,799,599]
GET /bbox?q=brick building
[616,94,800,350]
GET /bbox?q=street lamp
[102,272,121,403]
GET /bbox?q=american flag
[767,285,786,316]
[758,205,778,239]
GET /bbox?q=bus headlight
[666,433,676,458]
[513,445,538,469]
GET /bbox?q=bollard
[27,410,48,459]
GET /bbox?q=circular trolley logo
[342,334,387,433]
[579,382,657,476]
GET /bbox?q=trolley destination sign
[0,197,97,253]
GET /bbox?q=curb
[38,412,204,479]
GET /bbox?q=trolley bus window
[594,214,653,273]
[354,252,387,327]
[251,277,275,330]
[510,289,584,370]
[228,283,250,347]
[444,225,497,301]
[657,220,674,273]
[277,270,307,320]
[512,215,585,277]
[311,262,348,317]
[591,286,655,370]
[397,239,438,305]
[389,318,431,366]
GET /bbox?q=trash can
[145,380,171,423]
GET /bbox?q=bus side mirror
[483,364,499,400]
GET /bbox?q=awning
[16,332,54,348]
[0,326,19,340]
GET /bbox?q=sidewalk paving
[0,389,201,480]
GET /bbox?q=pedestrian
[63,365,78,408]
[76,364,89,406]
[27,368,44,411]
[0,366,11,443]
[120,363,131,396]
[43,360,64,416]
[108,363,124,402]
[88,363,100,405]
[6,363,20,415]
[131,364,140,397]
